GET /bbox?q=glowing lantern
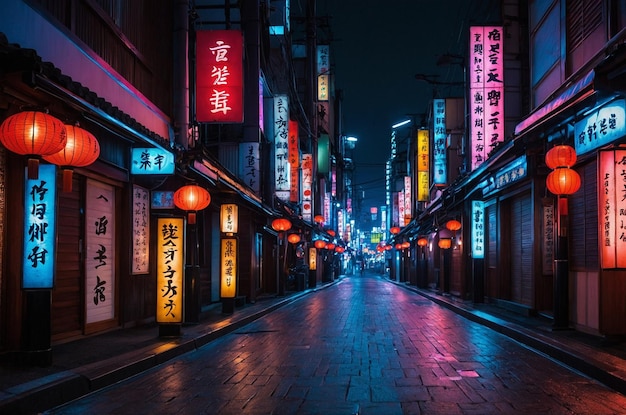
[445,219,462,232]
[401,241,410,249]
[326,243,336,250]
[271,218,292,233]
[287,233,301,244]
[417,237,428,247]
[314,215,325,225]
[395,243,403,250]
[546,167,581,196]
[545,144,577,169]
[43,124,100,192]
[390,226,401,235]
[335,246,345,253]
[376,245,384,252]
[173,184,211,224]
[384,244,392,251]
[314,239,326,249]
[327,229,336,237]
[438,238,452,249]
[0,111,67,179]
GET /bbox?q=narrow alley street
[45,274,626,415]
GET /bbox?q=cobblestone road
[45,275,626,414]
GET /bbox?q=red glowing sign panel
[196,30,244,123]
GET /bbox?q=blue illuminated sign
[130,148,175,175]
[23,164,56,289]
[575,99,625,155]
[472,200,485,259]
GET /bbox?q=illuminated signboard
[274,95,290,201]
[317,45,330,101]
[152,191,175,209]
[22,164,56,289]
[575,99,625,155]
[398,191,405,227]
[240,142,260,194]
[404,176,412,224]
[130,148,175,175]
[157,217,184,324]
[542,201,554,275]
[196,30,244,123]
[220,237,238,298]
[471,200,484,259]
[433,98,447,185]
[288,119,300,203]
[220,204,238,234]
[318,74,329,101]
[302,154,313,222]
[469,26,504,170]
[86,180,115,324]
[599,149,626,269]
[132,185,150,274]
[495,155,527,189]
[417,129,430,202]
[309,247,317,271]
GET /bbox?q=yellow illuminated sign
[156,218,184,324]
[309,247,317,271]
[220,204,238,234]
[220,237,238,298]
[417,129,430,202]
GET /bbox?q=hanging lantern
[438,238,452,249]
[314,215,325,225]
[326,243,336,250]
[546,167,581,196]
[43,124,100,192]
[445,219,462,231]
[0,111,67,179]
[376,245,384,252]
[390,226,401,235]
[417,237,428,247]
[335,246,345,253]
[287,233,301,244]
[173,184,211,225]
[395,243,403,250]
[314,239,326,249]
[545,144,577,169]
[327,229,336,237]
[271,218,292,233]
[401,241,410,249]
[384,244,392,251]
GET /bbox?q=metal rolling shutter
[511,193,533,306]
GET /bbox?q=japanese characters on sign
[274,95,291,201]
[132,185,150,274]
[220,237,237,298]
[471,200,485,259]
[309,247,317,271]
[404,176,412,224]
[575,100,625,156]
[599,149,626,269]
[317,45,330,101]
[130,148,175,175]
[22,164,56,289]
[398,191,405,227]
[239,142,260,194]
[542,201,554,275]
[302,153,313,222]
[196,30,244,123]
[86,180,115,324]
[156,217,184,324]
[494,155,527,190]
[417,129,430,202]
[220,204,238,234]
[433,99,447,185]
[469,26,504,171]
[288,120,300,203]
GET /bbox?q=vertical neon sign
[157,217,184,324]
[23,164,56,289]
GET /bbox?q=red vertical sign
[288,120,300,203]
[196,30,244,123]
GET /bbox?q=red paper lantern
[314,215,325,224]
[43,125,100,192]
[395,243,403,250]
[438,238,452,249]
[173,184,211,224]
[327,229,336,237]
[401,241,410,249]
[271,218,292,232]
[335,246,345,253]
[545,144,577,169]
[314,239,326,249]
[0,111,67,179]
[445,219,462,231]
[384,244,392,251]
[417,237,428,247]
[390,226,401,235]
[326,243,336,250]
[287,233,301,244]
[546,167,581,196]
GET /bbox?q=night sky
[319,0,501,215]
